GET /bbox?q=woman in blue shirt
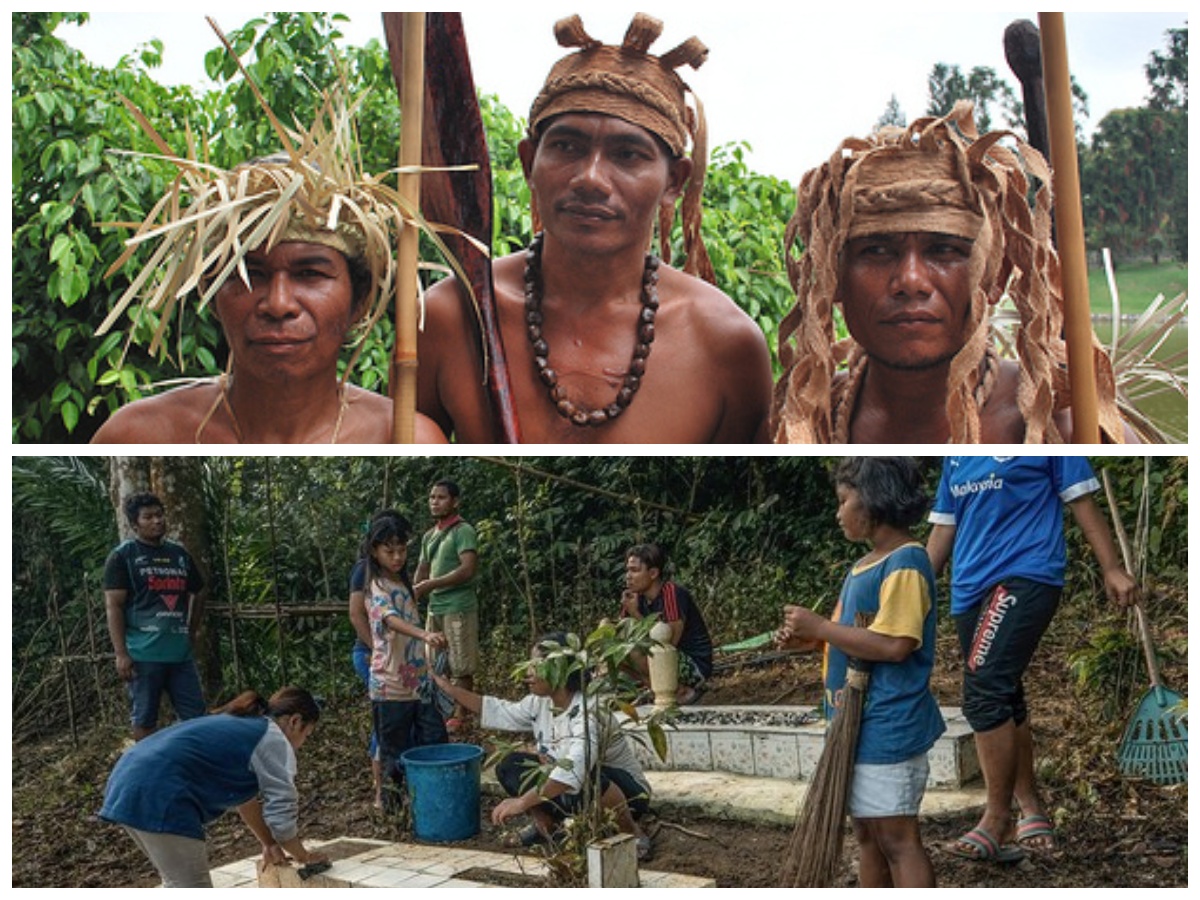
[100,687,328,887]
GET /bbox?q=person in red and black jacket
[620,542,713,704]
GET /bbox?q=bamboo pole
[1039,13,1100,443]
[392,13,426,444]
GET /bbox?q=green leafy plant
[500,618,672,887]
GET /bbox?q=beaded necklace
[523,233,660,428]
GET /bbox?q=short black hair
[123,492,164,525]
[834,457,928,529]
[626,543,667,573]
[432,479,461,499]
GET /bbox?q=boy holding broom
[776,457,944,887]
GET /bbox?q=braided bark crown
[528,12,707,157]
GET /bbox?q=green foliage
[1146,27,1187,112]
[509,620,669,886]
[10,455,1189,742]
[1081,27,1188,264]
[1081,106,1186,263]
[12,13,220,440]
[692,143,795,372]
[1067,626,1142,720]
[875,95,907,131]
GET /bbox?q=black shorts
[496,751,650,819]
[954,577,1062,733]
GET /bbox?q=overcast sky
[60,6,1188,183]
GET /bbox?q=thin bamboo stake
[48,569,79,746]
[392,13,426,444]
[1039,12,1100,443]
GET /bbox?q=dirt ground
[11,631,1187,888]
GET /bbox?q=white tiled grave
[629,705,980,789]
[210,838,716,889]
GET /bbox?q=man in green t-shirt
[103,493,206,740]
[414,479,479,731]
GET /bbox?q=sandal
[947,827,1026,863]
[1016,814,1058,852]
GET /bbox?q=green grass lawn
[1088,260,1188,315]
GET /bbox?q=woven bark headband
[773,101,1123,443]
[529,13,707,157]
[527,13,715,282]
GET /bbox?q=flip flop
[948,827,1026,863]
[1016,814,1058,851]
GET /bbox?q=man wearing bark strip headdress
[771,102,1133,444]
[92,76,446,444]
[418,12,773,443]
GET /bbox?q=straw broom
[780,613,873,888]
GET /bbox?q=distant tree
[1146,26,1187,111]
[926,62,1018,131]
[1081,27,1187,262]
[874,94,907,131]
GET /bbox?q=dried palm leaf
[98,18,484,378]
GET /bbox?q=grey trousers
[124,826,214,888]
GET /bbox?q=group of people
[347,480,714,861]
[95,456,1137,887]
[775,456,1139,887]
[88,12,1136,446]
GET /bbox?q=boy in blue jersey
[777,457,943,887]
[927,456,1139,861]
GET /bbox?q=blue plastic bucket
[400,743,484,842]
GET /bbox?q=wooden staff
[1039,12,1100,443]
[391,13,425,444]
[384,13,521,443]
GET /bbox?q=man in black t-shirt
[620,543,713,704]
[103,493,205,740]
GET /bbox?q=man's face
[520,113,690,255]
[132,505,166,544]
[624,556,658,594]
[428,486,459,520]
[837,232,976,372]
[213,241,356,385]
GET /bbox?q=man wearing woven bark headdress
[418,13,773,443]
[771,102,1133,444]
[92,87,446,444]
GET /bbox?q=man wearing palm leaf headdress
[92,82,446,444]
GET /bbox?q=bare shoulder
[91,382,221,444]
[658,265,774,442]
[338,386,393,443]
[658,265,770,356]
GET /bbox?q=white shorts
[847,752,930,819]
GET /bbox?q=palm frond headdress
[98,21,469,371]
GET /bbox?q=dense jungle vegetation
[11,455,1187,745]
